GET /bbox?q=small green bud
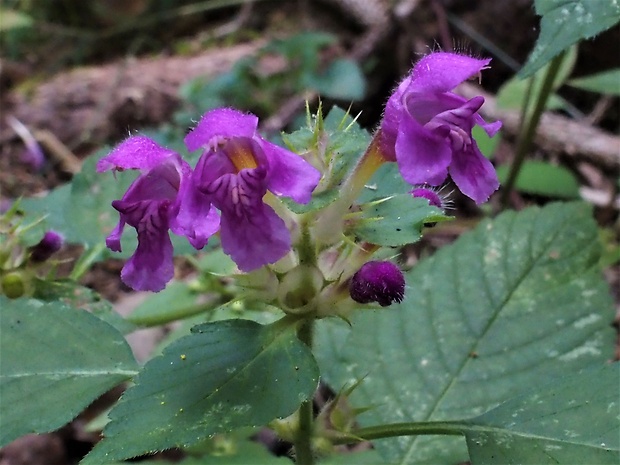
[1,271,27,299]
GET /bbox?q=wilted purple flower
[349,260,405,307]
[185,108,321,271]
[29,230,64,262]
[97,136,219,291]
[380,52,502,204]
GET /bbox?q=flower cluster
[101,52,500,296]
[98,108,320,291]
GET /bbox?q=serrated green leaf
[0,297,138,446]
[83,319,319,463]
[464,364,620,464]
[496,160,580,199]
[352,195,448,246]
[568,68,620,95]
[520,0,620,78]
[31,279,137,334]
[316,202,615,464]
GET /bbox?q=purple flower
[97,136,219,291]
[349,260,405,307]
[380,52,502,204]
[185,108,321,271]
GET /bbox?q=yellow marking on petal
[229,144,258,172]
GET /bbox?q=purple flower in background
[29,230,64,263]
[185,108,321,271]
[97,136,219,291]
[380,52,502,204]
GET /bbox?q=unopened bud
[2,272,27,299]
[349,261,405,307]
[411,186,448,227]
[29,231,64,263]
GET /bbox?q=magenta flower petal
[117,202,175,292]
[106,221,125,252]
[261,140,321,204]
[395,113,452,186]
[474,115,503,137]
[203,168,292,271]
[96,136,176,172]
[185,108,258,151]
[449,143,499,204]
[379,76,413,161]
[220,202,291,271]
[408,53,491,94]
[170,175,220,249]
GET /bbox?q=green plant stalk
[332,421,465,445]
[297,215,317,265]
[499,51,566,208]
[69,243,106,281]
[294,319,315,465]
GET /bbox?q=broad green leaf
[568,68,620,95]
[357,163,412,202]
[496,160,580,199]
[0,297,138,446]
[520,0,620,78]
[498,45,577,114]
[316,202,615,464]
[309,58,366,101]
[464,364,620,464]
[31,279,136,334]
[353,195,448,246]
[83,319,319,463]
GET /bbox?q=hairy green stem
[297,215,317,265]
[499,51,566,208]
[294,320,315,464]
[332,421,465,445]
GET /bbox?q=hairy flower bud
[29,231,64,263]
[349,261,405,307]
